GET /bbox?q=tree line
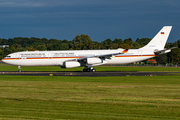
[0,34,180,64]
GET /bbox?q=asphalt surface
[0,71,180,76]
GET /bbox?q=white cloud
[1,0,179,8]
[0,0,122,7]
[0,0,47,7]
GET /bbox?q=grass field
[0,63,180,72]
[0,75,180,119]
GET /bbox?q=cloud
[0,0,84,7]
[0,0,123,8]
[0,0,47,7]
[1,0,180,9]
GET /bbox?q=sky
[0,0,180,43]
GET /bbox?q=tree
[10,44,23,51]
[93,41,101,49]
[124,38,134,46]
[47,44,61,50]
[119,43,134,49]
[62,39,69,43]
[3,48,12,57]
[49,39,60,44]
[60,43,69,50]
[72,34,94,50]
[170,48,180,64]
[113,38,123,44]
[103,38,113,49]
[112,43,119,49]
[133,42,141,49]
[156,54,168,64]
[0,49,2,59]
[136,38,151,47]
[37,45,47,51]
[1,39,8,45]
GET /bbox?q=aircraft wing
[154,47,177,55]
[66,49,129,62]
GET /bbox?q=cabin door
[16,54,21,60]
[48,53,53,59]
[138,50,142,57]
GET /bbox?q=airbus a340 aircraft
[2,26,174,72]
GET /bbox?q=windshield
[5,55,11,58]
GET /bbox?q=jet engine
[87,58,103,64]
[61,61,81,68]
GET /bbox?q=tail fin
[140,26,172,50]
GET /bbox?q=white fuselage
[2,49,155,67]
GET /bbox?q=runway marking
[0,71,179,77]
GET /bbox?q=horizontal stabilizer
[154,47,177,55]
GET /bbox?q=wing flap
[66,49,129,62]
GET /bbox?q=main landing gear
[18,66,22,72]
[83,67,96,72]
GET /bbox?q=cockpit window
[5,56,11,58]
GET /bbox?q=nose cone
[2,58,7,64]
[1,58,14,65]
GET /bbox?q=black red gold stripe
[2,54,156,61]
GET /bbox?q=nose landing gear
[18,66,22,72]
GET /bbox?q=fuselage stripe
[2,54,156,61]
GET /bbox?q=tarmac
[0,71,180,77]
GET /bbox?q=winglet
[121,49,129,53]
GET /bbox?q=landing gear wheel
[91,68,96,72]
[18,66,22,72]
[83,67,96,72]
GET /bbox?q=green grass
[0,75,180,119]
[0,64,180,72]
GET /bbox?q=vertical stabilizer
[140,26,172,50]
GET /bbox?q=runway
[0,71,180,76]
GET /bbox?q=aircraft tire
[91,69,96,72]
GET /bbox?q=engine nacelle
[87,58,102,64]
[61,61,81,68]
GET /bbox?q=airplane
[2,26,175,72]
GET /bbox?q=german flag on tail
[161,32,164,35]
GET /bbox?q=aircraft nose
[1,58,9,64]
[1,58,5,63]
